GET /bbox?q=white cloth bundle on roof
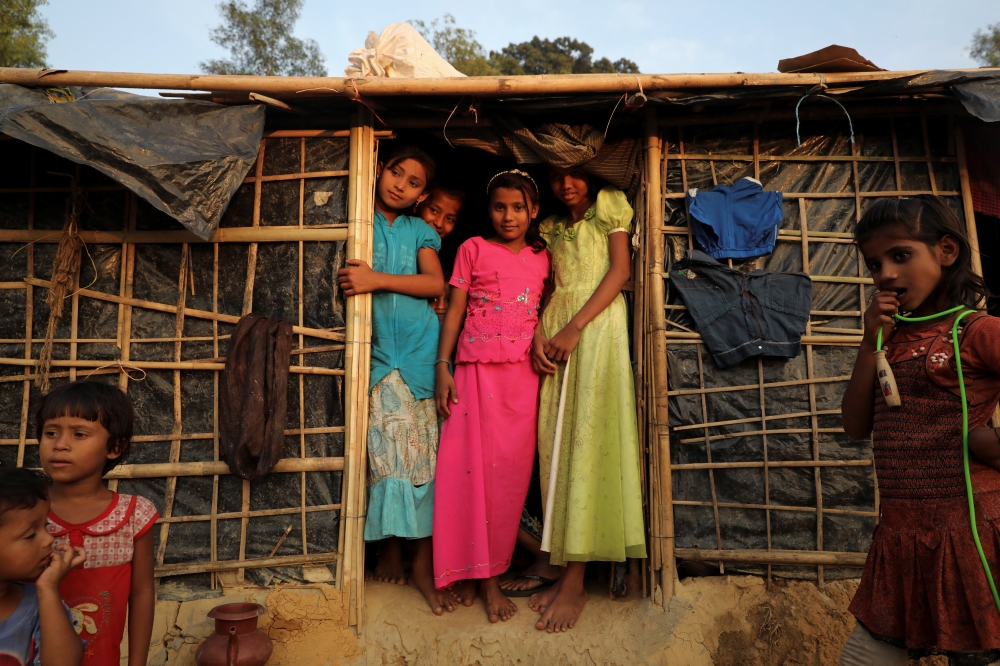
[344,23,465,79]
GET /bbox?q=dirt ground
[127,574,950,665]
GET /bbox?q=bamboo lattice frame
[643,109,984,598]
[0,128,378,595]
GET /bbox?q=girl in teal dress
[337,146,453,615]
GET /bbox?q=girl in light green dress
[526,166,645,633]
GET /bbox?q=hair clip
[487,169,539,196]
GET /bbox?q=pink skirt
[432,359,539,588]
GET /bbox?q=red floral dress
[850,312,1000,651]
[47,493,158,665]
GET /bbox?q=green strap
[950,310,1000,615]
[881,306,1000,616]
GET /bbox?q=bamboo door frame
[340,109,378,632]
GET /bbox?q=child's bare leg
[448,579,476,606]
[531,561,587,632]
[500,527,564,592]
[408,537,455,615]
[371,537,406,584]
[479,576,517,623]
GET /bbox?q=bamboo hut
[1,64,1000,633]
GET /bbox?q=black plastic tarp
[661,113,962,578]
[0,84,265,239]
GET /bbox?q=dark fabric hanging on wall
[220,314,293,481]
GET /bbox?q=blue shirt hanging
[686,177,783,260]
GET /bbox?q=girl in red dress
[37,381,157,666]
[842,196,1000,665]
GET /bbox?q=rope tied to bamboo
[36,183,85,392]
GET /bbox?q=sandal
[500,574,557,597]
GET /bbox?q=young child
[0,468,85,666]
[37,380,157,666]
[337,146,451,615]
[416,183,466,321]
[432,170,550,623]
[527,166,646,633]
[841,196,1000,664]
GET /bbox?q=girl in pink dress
[433,170,551,622]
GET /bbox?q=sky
[41,0,998,88]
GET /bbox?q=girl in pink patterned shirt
[433,170,551,623]
[37,381,157,666]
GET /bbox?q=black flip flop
[500,574,557,597]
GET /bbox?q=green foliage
[0,0,53,68]
[413,15,639,76]
[492,37,639,75]
[201,0,326,76]
[971,22,1000,68]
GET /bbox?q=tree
[413,15,639,76]
[0,0,53,68]
[970,23,1000,68]
[491,37,639,75]
[412,15,498,76]
[201,0,326,77]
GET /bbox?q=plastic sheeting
[661,114,963,578]
[0,84,265,239]
[0,136,349,591]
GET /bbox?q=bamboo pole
[671,459,871,470]
[955,125,984,277]
[0,227,347,244]
[0,67,990,96]
[154,245,190,571]
[245,170,348,184]
[104,457,344,479]
[211,243,220,589]
[674,548,866,567]
[157,503,340,524]
[155,551,339,578]
[644,107,675,603]
[16,148,36,468]
[662,153,959,164]
[0,358,344,376]
[339,109,376,630]
[21,278,344,341]
[673,499,874,518]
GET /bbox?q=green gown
[538,186,647,566]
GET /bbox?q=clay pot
[195,602,272,666]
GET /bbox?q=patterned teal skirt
[364,370,439,541]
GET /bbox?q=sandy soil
[132,575,951,665]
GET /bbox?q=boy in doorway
[417,184,465,322]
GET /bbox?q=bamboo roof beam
[1,68,996,97]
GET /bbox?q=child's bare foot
[448,579,476,607]
[527,576,560,613]
[408,537,455,615]
[480,577,517,623]
[534,579,587,632]
[533,561,587,632]
[371,537,406,584]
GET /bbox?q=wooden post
[341,108,376,631]
[644,107,675,603]
[955,125,984,277]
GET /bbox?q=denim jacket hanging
[686,177,783,260]
[669,251,811,368]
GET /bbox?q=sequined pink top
[450,237,550,364]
